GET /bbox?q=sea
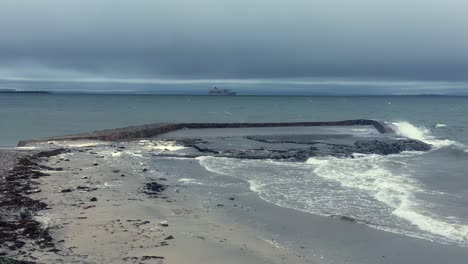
[2,93,468,260]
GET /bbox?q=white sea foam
[16,146,39,150]
[34,213,53,229]
[435,123,447,128]
[138,140,186,151]
[197,155,468,247]
[391,121,457,148]
[307,154,468,246]
[178,178,204,185]
[47,140,107,148]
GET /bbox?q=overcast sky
[0,0,467,92]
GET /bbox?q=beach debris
[20,208,33,219]
[158,221,169,227]
[77,186,98,192]
[0,149,67,258]
[25,188,41,194]
[159,241,169,247]
[143,182,166,196]
[134,221,150,227]
[141,256,165,261]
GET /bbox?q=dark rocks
[143,182,166,196]
[60,189,72,193]
[180,136,432,162]
[353,139,431,155]
[76,186,98,192]
[34,148,69,158]
[90,197,98,202]
[164,235,174,240]
[141,256,165,261]
[0,257,37,264]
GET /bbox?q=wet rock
[60,188,72,193]
[353,139,431,155]
[89,197,98,202]
[164,235,174,240]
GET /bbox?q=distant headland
[0,89,51,94]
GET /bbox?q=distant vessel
[209,87,236,96]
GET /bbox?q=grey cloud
[0,0,467,83]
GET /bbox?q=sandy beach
[1,140,313,264]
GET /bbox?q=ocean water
[1,93,468,146]
[2,93,468,248]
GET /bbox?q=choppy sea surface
[2,93,468,247]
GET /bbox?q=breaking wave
[307,154,468,246]
[197,122,468,247]
[391,121,459,148]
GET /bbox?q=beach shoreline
[0,142,313,264]
[2,122,468,264]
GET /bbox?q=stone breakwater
[163,136,432,162]
[17,119,393,147]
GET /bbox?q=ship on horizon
[209,87,236,96]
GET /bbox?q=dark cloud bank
[0,0,467,94]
